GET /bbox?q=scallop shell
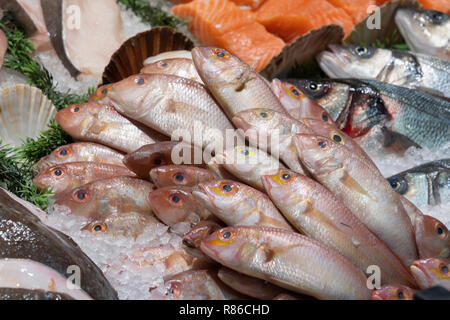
[0,84,57,147]
[345,0,421,46]
[102,27,194,85]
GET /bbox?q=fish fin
[339,170,377,201]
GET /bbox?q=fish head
[301,118,344,143]
[410,258,450,289]
[293,134,343,175]
[150,165,213,188]
[36,144,77,171]
[415,215,450,259]
[193,180,244,215]
[52,184,96,217]
[183,220,223,249]
[141,58,189,75]
[395,9,449,55]
[124,142,176,177]
[192,47,251,88]
[200,227,259,268]
[262,168,307,205]
[371,285,415,300]
[88,84,112,105]
[32,164,71,194]
[56,103,102,138]
[387,172,428,207]
[148,186,201,226]
[272,79,305,107]
[317,44,391,79]
[81,212,151,238]
[222,146,280,176]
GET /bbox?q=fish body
[262,169,416,286]
[410,258,450,290]
[56,102,155,153]
[143,50,193,66]
[150,165,214,188]
[395,9,450,61]
[107,73,234,150]
[294,133,418,266]
[232,108,312,174]
[191,47,286,120]
[141,58,204,84]
[317,45,450,97]
[124,141,205,179]
[0,29,6,70]
[209,145,283,191]
[33,162,136,196]
[387,159,450,207]
[148,186,212,233]
[52,176,155,219]
[290,79,450,151]
[372,285,416,300]
[201,226,372,300]
[193,180,293,231]
[36,142,125,172]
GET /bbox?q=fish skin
[52,176,155,219]
[107,73,235,151]
[148,186,212,231]
[262,168,416,287]
[36,142,125,172]
[387,159,450,207]
[193,180,294,231]
[191,47,286,120]
[372,285,416,300]
[143,50,193,66]
[301,117,376,168]
[33,162,136,196]
[232,108,312,174]
[201,226,372,300]
[208,145,283,191]
[317,44,450,98]
[124,141,206,179]
[162,269,226,300]
[56,102,155,153]
[410,258,450,290]
[150,165,214,188]
[293,133,418,266]
[140,58,204,84]
[290,78,450,152]
[217,267,287,300]
[395,9,450,61]
[271,79,336,124]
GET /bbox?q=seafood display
[1,0,450,302]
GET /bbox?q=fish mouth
[410,263,431,287]
[394,10,427,52]
[371,291,385,300]
[192,187,214,210]
[316,44,350,78]
[231,115,250,131]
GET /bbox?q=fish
[208,145,283,191]
[293,133,418,266]
[56,102,156,154]
[301,117,377,167]
[88,84,113,106]
[0,258,91,300]
[140,58,204,84]
[395,9,449,61]
[123,141,206,179]
[271,79,336,124]
[201,226,372,300]
[143,50,193,66]
[51,176,155,219]
[148,186,212,234]
[410,258,450,290]
[35,142,125,172]
[289,79,450,152]
[317,45,450,98]
[0,28,6,70]
[387,159,450,207]
[372,285,416,300]
[193,180,294,231]
[232,108,312,174]
[33,162,136,197]
[150,165,214,188]
[262,168,416,287]
[107,73,235,151]
[0,187,118,299]
[191,47,286,120]
[217,267,289,300]
[161,270,226,300]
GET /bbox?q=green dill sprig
[117,0,186,28]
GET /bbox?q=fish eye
[318,141,328,149]
[440,264,449,274]
[322,113,329,122]
[241,149,250,156]
[135,77,145,85]
[174,174,185,182]
[260,112,268,118]
[159,61,169,68]
[222,184,232,192]
[59,149,68,156]
[213,49,230,59]
[355,46,368,54]
[91,223,107,233]
[170,193,183,205]
[166,283,180,297]
[219,229,235,241]
[387,177,407,194]
[290,87,300,96]
[397,291,405,299]
[71,106,80,113]
[282,173,291,180]
[331,131,345,144]
[425,10,447,24]
[52,168,65,178]
[153,157,166,166]
[308,82,320,92]
[101,88,108,95]
[73,189,89,202]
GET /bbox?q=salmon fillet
[327,0,377,24]
[256,0,355,41]
[418,0,450,13]
[170,0,267,9]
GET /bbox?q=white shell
[0,84,56,147]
